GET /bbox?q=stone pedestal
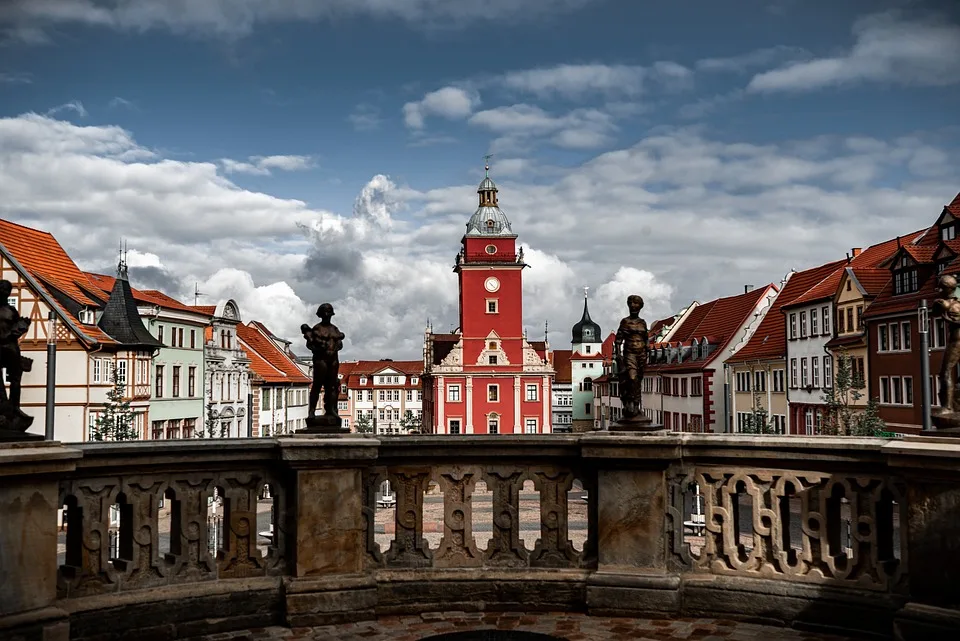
[926,410,960,437]
[298,414,348,435]
[609,415,665,433]
[0,441,80,641]
[0,405,38,442]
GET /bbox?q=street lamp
[919,300,932,432]
[45,311,57,440]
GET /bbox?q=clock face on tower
[484,277,501,292]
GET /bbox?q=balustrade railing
[2,433,959,641]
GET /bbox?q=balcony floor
[190,613,855,641]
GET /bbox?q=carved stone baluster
[483,467,528,568]
[530,467,577,568]
[665,468,696,569]
[822,478,854,582]
[772,474,808,578]
[262,476,288,575]
[385,468,432,568]
[117,476,166,590]
[167,474,216,582]
[721,474,762,573]
[217,473,266,578]
[57,478,120,598]
[752,472,778,576]
[362,467,386,567]
[435,466,482,568]
[699,470,724,571]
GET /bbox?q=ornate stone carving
[385,469,433,568]
[483,467,529,568]
[438,340,463,369]
[529,467,578,568]
[666,466,906,591]
[435,466,482,568]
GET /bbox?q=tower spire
[483,153,494,177]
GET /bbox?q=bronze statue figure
[0,279,35,437]
[933,274,960,420]
[614,294,649,421]
[300,302,347,433]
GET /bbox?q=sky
[1,0,959,360]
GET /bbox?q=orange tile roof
[784,267,846,308]
[902,245,936,263]
[649,285,773,372]
[727,260,846,364]
[192,305,218,316]
[551,349,572,384]
[237,322,311,385]
[0,219,115,345]
[947,191,960,217]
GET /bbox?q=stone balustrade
[2,434,959,641]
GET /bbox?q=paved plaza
[187,612,855,641]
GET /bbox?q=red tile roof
[345,359,424,389]
[902,245,937,263]
[237,322,311,385]
[947,191,960,217]
[0,219,116,345]
[784,267,846,308]
[649,285,773,372]
[846,268,887,297]
[727,260,847,364]
[192,305,218,316]
[551,349,572,384]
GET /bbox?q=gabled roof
[728,260,846,364]
[237,322,311,385]
[551,349,572,384]
[847,268,891,298]
[649,285,773,372]
[948,192,960,217]
[192,305,218,316]
[345,360,424,389]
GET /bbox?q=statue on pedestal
[299,303,347,434]
[932,275,960,432]
[0,279,35,439]
[611,294,660,432]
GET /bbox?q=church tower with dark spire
[570,288,603,432]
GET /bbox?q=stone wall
[2,434,960,641]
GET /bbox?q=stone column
[580,433,682,617]
[279,437,380,627]
[465,379,474,433]
[513,375,521,432]
[0,441,80,641]
[436,377,444,433]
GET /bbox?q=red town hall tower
[422,166,554,434]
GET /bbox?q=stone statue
[0,279,35,437]
[300,303,346,433]
[933,275,960,427]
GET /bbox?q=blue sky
[1,0,959,358]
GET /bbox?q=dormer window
[78,308,96,324]
[486,219,495,231]
[942,224,956,241]
[360,377,367,385]
[893,255,919,295]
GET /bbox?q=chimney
[744,285,753,293]
[851,248,862,257]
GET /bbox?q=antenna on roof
[193,282,206,307]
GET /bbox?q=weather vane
[483,153,494,176]
[583,285,590,299]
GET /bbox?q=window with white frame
[822,306,830,335]
[773,369,785,393]
[487,416,499,434]
[736,371,750,392]
[772,415,786,434]
[811,310,819,335]
[360,377,367,385]
[789,313,797,339]
[93,358,103,383]
[449,419,461,435]
[116,360,127,384]
[488,384,499,402]
[934,317,947,348]
[824,356,833,388]
[901,321,912,351]
[524,418,537,434]
[891,322,901,351]
[790,359,798,388]
[805,409,814,435]
[691,376,703,396]
[800,311,808,338]
[486,299,499,314]
[754,370,766,392]
[447,384,461,402]
[801,358,808,387]
[525,384,538,401]
[812,356,820,388]
[879,325,889,352]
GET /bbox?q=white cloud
[748,12,960,92]
[696,46,809,73]
[348,103,381,131]
[0,71,32,84]
[45,100,87,118]
[108,96,136,110]
[403,86,479,129]
[497,61,692,99]
[220,154,315,175]
[0,0,599,41]
[468,104,617,150]
[2,112,958,360]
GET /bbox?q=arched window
[583,377,593,392]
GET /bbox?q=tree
[821,349,889,436]
[399,410,422,434]
[738,389,778,434]
[355,413,374,434]
[196,403,225,438]
[91,366,138,441]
